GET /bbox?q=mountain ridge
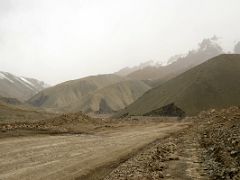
[28,74,152,114]
[117,54,240,116]
[28,74,128,111]
[127,38,223,84]
[0,71,49,101]
[68,80,151,113]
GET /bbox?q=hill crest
[118,54,240,116]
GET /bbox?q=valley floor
[0,107,239,180]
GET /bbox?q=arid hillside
[28,74,127,110]
[28,75,151,114]
[118,54,240,116]
[68,80,151,113]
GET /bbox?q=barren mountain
[69,80,151,113]
[118,54,240,116]
[0,71,49,101]
[28,74,151,114]
[127,38,223,83]
[28,74,129,112]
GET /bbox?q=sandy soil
[0,122,188,180]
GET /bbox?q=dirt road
[104,124,208,180]
[0,122,187,180]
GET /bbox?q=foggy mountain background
[234,42,240,53]
[0,0,240,84]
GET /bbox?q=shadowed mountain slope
[28,74,133,112]
[69,80,151,113]
[118,54,240,116]
[0,96,22,105]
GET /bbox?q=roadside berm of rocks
[105,107,240,180]
[197,107,240,180]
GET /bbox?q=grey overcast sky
[0,0,240,84]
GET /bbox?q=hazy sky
[0,0,240,84]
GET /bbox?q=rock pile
[105,107,240,179]
[197,107,240,179]
[104,140,179,180]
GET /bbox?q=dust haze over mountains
[0,0,240,84]
[1,1,240,179]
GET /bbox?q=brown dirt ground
[0,120,189,180]
[104,107,240,180]
[1,107,238,180]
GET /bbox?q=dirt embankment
[104,126,207,180]
[105,107,240,180]
[197,107,240,179]
[0,112,114,137]
[0,112,186,138]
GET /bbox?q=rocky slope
[197,107,240,179]
[106,107,240,180]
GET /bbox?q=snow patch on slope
[20,77,34,87]
[15,77,36,91]
[0,72,14,83]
